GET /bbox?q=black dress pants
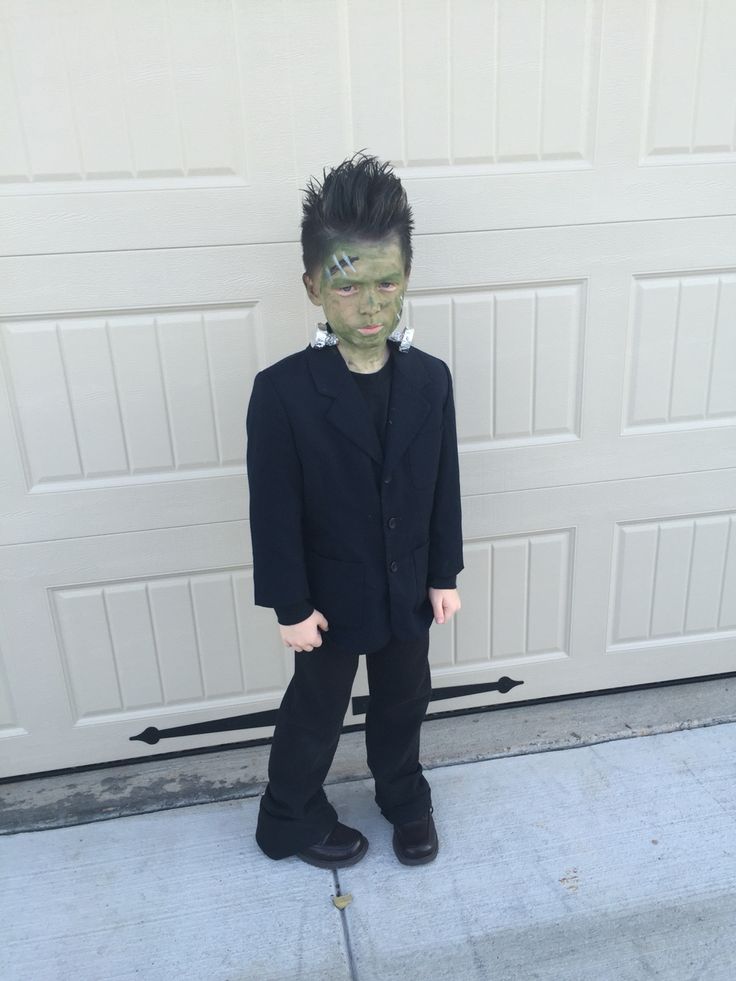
[255,629,433,860]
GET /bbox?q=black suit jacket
[245,339,464,653]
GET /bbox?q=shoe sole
[392,833,439,866]
[296,835,369,870]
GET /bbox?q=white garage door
[1,0,735,778]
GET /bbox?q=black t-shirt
[350,347,393,449]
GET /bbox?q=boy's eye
[334,282,397,295]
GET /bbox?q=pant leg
[364,630,433,826]
[255,634,360,860]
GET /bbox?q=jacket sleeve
[246,370,313,613]
[426,362,464,588]
[274,600,315,625]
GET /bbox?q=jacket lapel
[305,341,432,472]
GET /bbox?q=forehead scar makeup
[325,252,360,278]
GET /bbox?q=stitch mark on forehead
[325,253,361,277]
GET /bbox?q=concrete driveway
[3,719,736,980]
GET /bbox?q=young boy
[245,153,463,869]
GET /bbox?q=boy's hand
[280,609,329,652]
[428,587,461,624]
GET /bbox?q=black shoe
[392,806,438,866]
[296,821,369,869]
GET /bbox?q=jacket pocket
[305,550,366,628]
[408,425,443,488]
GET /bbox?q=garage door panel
[610,513,736,649]
[0,304,261,538]
[439,527,575,673]
[425,472,736,715]
[0,522,292,776]
[0,246,308,545]
[625,272,736,431]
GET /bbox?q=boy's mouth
[357,324,383,334]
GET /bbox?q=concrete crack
[332,868,359,981]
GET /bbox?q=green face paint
[304,236,408,360]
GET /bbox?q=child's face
[303,236,409,351]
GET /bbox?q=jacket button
[387,516,397,529]
[389,560,399,572]
[383,475,392,484]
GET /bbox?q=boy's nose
[360,289,381,313]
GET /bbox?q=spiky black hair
[300,151,414,277]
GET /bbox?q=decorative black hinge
[129,676,523,745]
[351,675,523,715]
[130,708,282,745]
